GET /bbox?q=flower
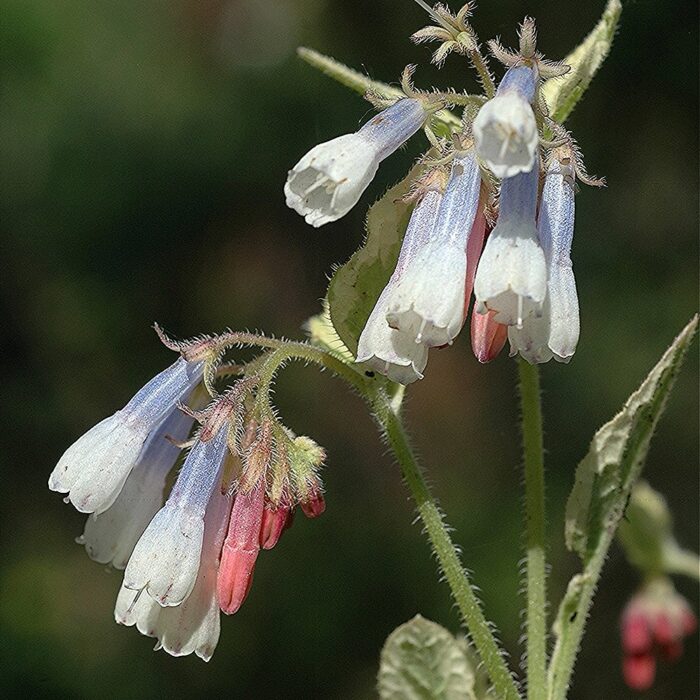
[620,578,698,691]
[509,151,579,363]
[473,65,538,178]
[285,98,427,227]
[355,172,444,384]
[78,404,196,568]
[385,148,482,347]
[473,158,546,325]
[122,425,229,607]
[115,485,233,662]
[49,356,203,514]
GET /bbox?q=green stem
[371,390,522,700]
[469,48,496,98]
[517,360,547,700]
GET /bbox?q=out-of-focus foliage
[0,1,697,699]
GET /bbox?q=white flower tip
[49,415,149,515]
[385,244,467,347]
[474,225,546,326]
[473,92,538,178]
[284,134,379,226]
[123,505,205,607]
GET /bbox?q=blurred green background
[1,1,697,698]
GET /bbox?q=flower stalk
[369,387,522,700]
[517,359,548,700]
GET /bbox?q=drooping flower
[78,404,196,568]
[122,423,230,607]
[285,98,428,227]
[473,157,546,326]
[385,146,482,347]
[509,149,579,363]
[473,64,539,178]
[115,484,233,662]
[49,356,204,515]
[620,578,698,691]
[355,169,445,384]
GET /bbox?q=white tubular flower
[509,153,579,363]
[385,149,482,347]
[474,159,546,326]
[473,65,538,178]
[285,98,427,227]
[115,487,233,662]
[122,427,228,607]
[79,406,195,569]
[49,357,203,515]
[356,179,444,384]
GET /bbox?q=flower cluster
[50,331,327,661]
[285,13,602,383]
[620,578,697,691]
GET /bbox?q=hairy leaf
[304,302,355,364]
[565,316,697,562]
[326,163,424,356]
[542,0,622,124]
[378,615,478,700]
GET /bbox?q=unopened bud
[217,479,265,615]
[260,505,292,550]
[300,487,326,519]
[471,309,508,363]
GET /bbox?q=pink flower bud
[217,480,265,614]
[623,652,656,691]
[463,209,487,310]
[621,611,652,656]
[619,578,698,691]
[471,310,508,363]
[300,489,326,519]
[259,505,292,550]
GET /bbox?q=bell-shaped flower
[79,405,195,568]
[385,149,482,347]
[285,98,427,227]
[115,485,233,661]
[474,159,546,325]
[509,153,579,363]
[122,426,229,607]
[49,357,203,515]
[355,176,444,384]
[473,65,539,178]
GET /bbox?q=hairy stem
[518,359,547,700]
[371,389,522,700]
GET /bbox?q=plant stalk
[518,359,548,700]
[372,390,522,700]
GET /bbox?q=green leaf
[304,301,355,364]
[542,0,622,124]
[565,315,698,563]
[378,615,478,700]
[548,317,697,700]
[297,47,461,135]
[326,163,424,356]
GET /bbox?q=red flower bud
[260,505,292,550]
[217,479,265,614]
[471,309,508,363]
[300,490,326,518]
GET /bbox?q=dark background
[1,1,697,698]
